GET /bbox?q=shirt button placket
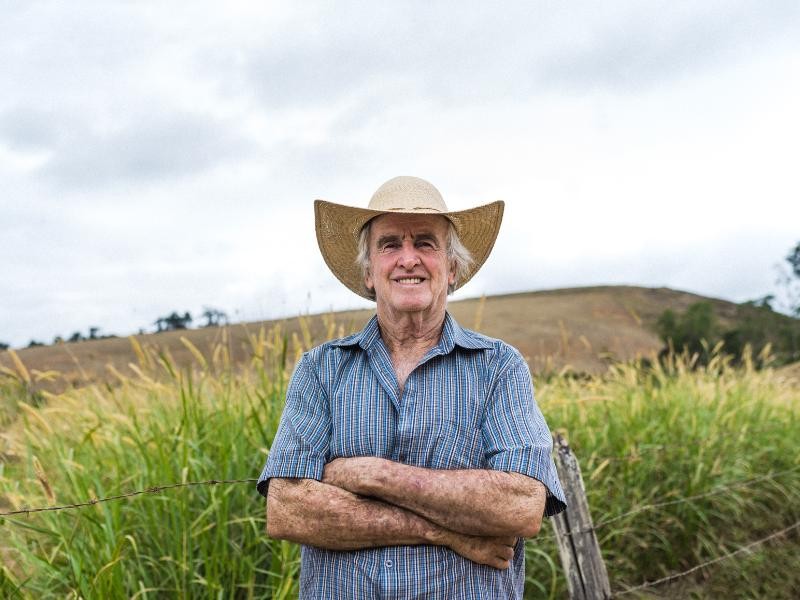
[398,379,414,463]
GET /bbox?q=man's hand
[438,531,517,570]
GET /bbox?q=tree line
[657,241,800,367]
[1,307,229,351]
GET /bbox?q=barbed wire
[0,478,258,518]
[540,464,800,541]
[591,465,800,532]
[5,461,798,527]
[612,518,800,596]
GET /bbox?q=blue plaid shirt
[258,313,566,599]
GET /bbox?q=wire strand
[613,518,800,596]
[0,478,258,518]
[592,465,800,531]
[538,465,800,541]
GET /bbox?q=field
[1,298,799,598]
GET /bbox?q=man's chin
[382,295,433,314]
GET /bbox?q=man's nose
[397,242,421,269]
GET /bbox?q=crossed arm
[266,457,546,569]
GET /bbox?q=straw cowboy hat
[314,176,505,300]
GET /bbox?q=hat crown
[367,176,449,213]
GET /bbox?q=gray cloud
[4,1,797,192]
[0,108,258,189]
[215,0,800,117]
[227,4,537,110]
[0,107,65,150]
[538,1,800,91]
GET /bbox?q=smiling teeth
[397,278,422,284]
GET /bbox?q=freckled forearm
[266,478,448,550]
[328,458,546,537]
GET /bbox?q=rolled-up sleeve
[256,353,331,497]
[482,352,566,516]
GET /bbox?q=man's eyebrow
[375,234,402,247]
[414,232,439,243]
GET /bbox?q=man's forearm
[266,477,441,549]
[266,477,518,569]
[323,458,546,537]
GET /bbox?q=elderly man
[257,176,566,598]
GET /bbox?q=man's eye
[417,241,434,249]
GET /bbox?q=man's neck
[375,308,446,356]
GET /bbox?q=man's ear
[448,261,456,286]
[365,269,374,293]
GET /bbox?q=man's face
[365,213,456,319]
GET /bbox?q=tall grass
[1,324,799,599]
[526,348,800,598]
[1,329,300,598]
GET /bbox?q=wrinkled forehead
[368,213,450,240]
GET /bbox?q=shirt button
[385,559,393,568]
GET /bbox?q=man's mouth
[395,277,423,285]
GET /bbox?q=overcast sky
[1,1,799,348]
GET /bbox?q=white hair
[355,218,473,300]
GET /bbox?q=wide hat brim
[315,199,504,300]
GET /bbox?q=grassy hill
[1,285,796,393]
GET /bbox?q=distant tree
[658,298,800,368]
[53,335,64,344]
[167,311,192,330]
[155,311,193,332]
[725,301,800,366]
[27,340,44,348]
[0,341,9,351]
[784,241,800,316]
[723,305,771,365]
[68,331,84,343]
[773,241,800,317]
[201,307,229,328]
[657,302,719,364]
[89,326,100,340]
[744,294,775,311]
[787,242,800,278]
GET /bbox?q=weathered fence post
[551,433,611,600]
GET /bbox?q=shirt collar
[443,312,494,351]
[329,315,381,350]
[330,312,493,352]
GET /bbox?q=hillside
[0,285,787,392]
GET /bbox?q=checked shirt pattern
[258,313,566,599]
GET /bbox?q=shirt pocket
[328,386,390,459]
[429,419,487,470]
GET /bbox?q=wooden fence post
[551,433,611,600]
